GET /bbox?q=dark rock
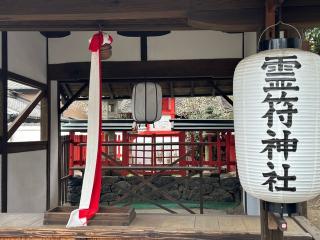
[209,188,233,202]
[152,176,175,187]
[188,179,200,190]
[139,185,152,195]
[68,194,80,203]
[100,193,117,202]
[178,184,184,193]
[127,176,141,185]
[163,182,179,192]
[168,190,181,199]
[66,175,240,205]
[112,181,131,196]
[188,188,200,201]
[68,177,83,187]
[203,177,219,185]
[220,177,240,192]
[181,189,191,200]
[101,184,112,193]
[102,176,118,185]
[203,184,214,195]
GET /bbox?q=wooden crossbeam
[8,90,45,140]
[61,83,73,100]
[109,151,192,208]
[49,59,240,82]
[211,82,233,106]
[103,152,196,214]
[59,85,68,104]
[169,81,174,98]
[190,81,194,97]
[59,83,88,114]
[106,83,114,99]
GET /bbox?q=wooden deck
[0,213,313,239]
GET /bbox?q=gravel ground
[308,195,320,229]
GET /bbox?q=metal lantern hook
[257,21,302,51]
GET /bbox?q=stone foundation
[67,176,241,205]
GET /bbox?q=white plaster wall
[50,81,59,208]
[148,30,242,60]
[49,30,243,63]
[8,32,46,83]
[244,32,257,57]
[49,31,140,63]
[8,150,46,212]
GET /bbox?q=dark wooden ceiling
[50,59,239,99]
[0,0,319,31]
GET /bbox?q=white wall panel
[8,150,46,212]
[49,31,140,64]
[148,30,242,60]
[244,32,257,57]
[8,32,46,83]
[49,30,243,63]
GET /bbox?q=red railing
[66,130,236,176]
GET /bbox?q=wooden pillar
[265,0,276,39]
[0,31,8,212]
[260,201,284,240]
[57,82,62,206]
[297,201,308,218]
[42,37,51,210]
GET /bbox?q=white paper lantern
[233,48,320,203]
[132,82,162,123]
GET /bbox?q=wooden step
[44,206,136,226]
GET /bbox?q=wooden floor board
[218,215,247,233]
[0,213,313,239]
[241,216,260,233]
[194,215,220,232]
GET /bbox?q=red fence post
[68,132,75,175]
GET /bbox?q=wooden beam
[0,31,8,213]
[8,90,45,139]
[190,81,194,97]
[61,83,73,99]
[7,141,48,153]
[106,83,114,99]
[170,81,174,98]
[59,84,68,104]
[265,0,277,39]
[7,71,46,90]
[293,216,320,240]
[0,227,312,239]
[0,1,318,31]
[211,82,233,106]
[49,59,240,81]
[59,83,88,114]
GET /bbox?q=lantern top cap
[259,38,302,52]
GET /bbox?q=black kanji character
[261,130,298,160]
[261,56,301,76]
[262,161,277,192]
[275,164,296,192]
[262,91,298,128]
[263,78,299,92]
